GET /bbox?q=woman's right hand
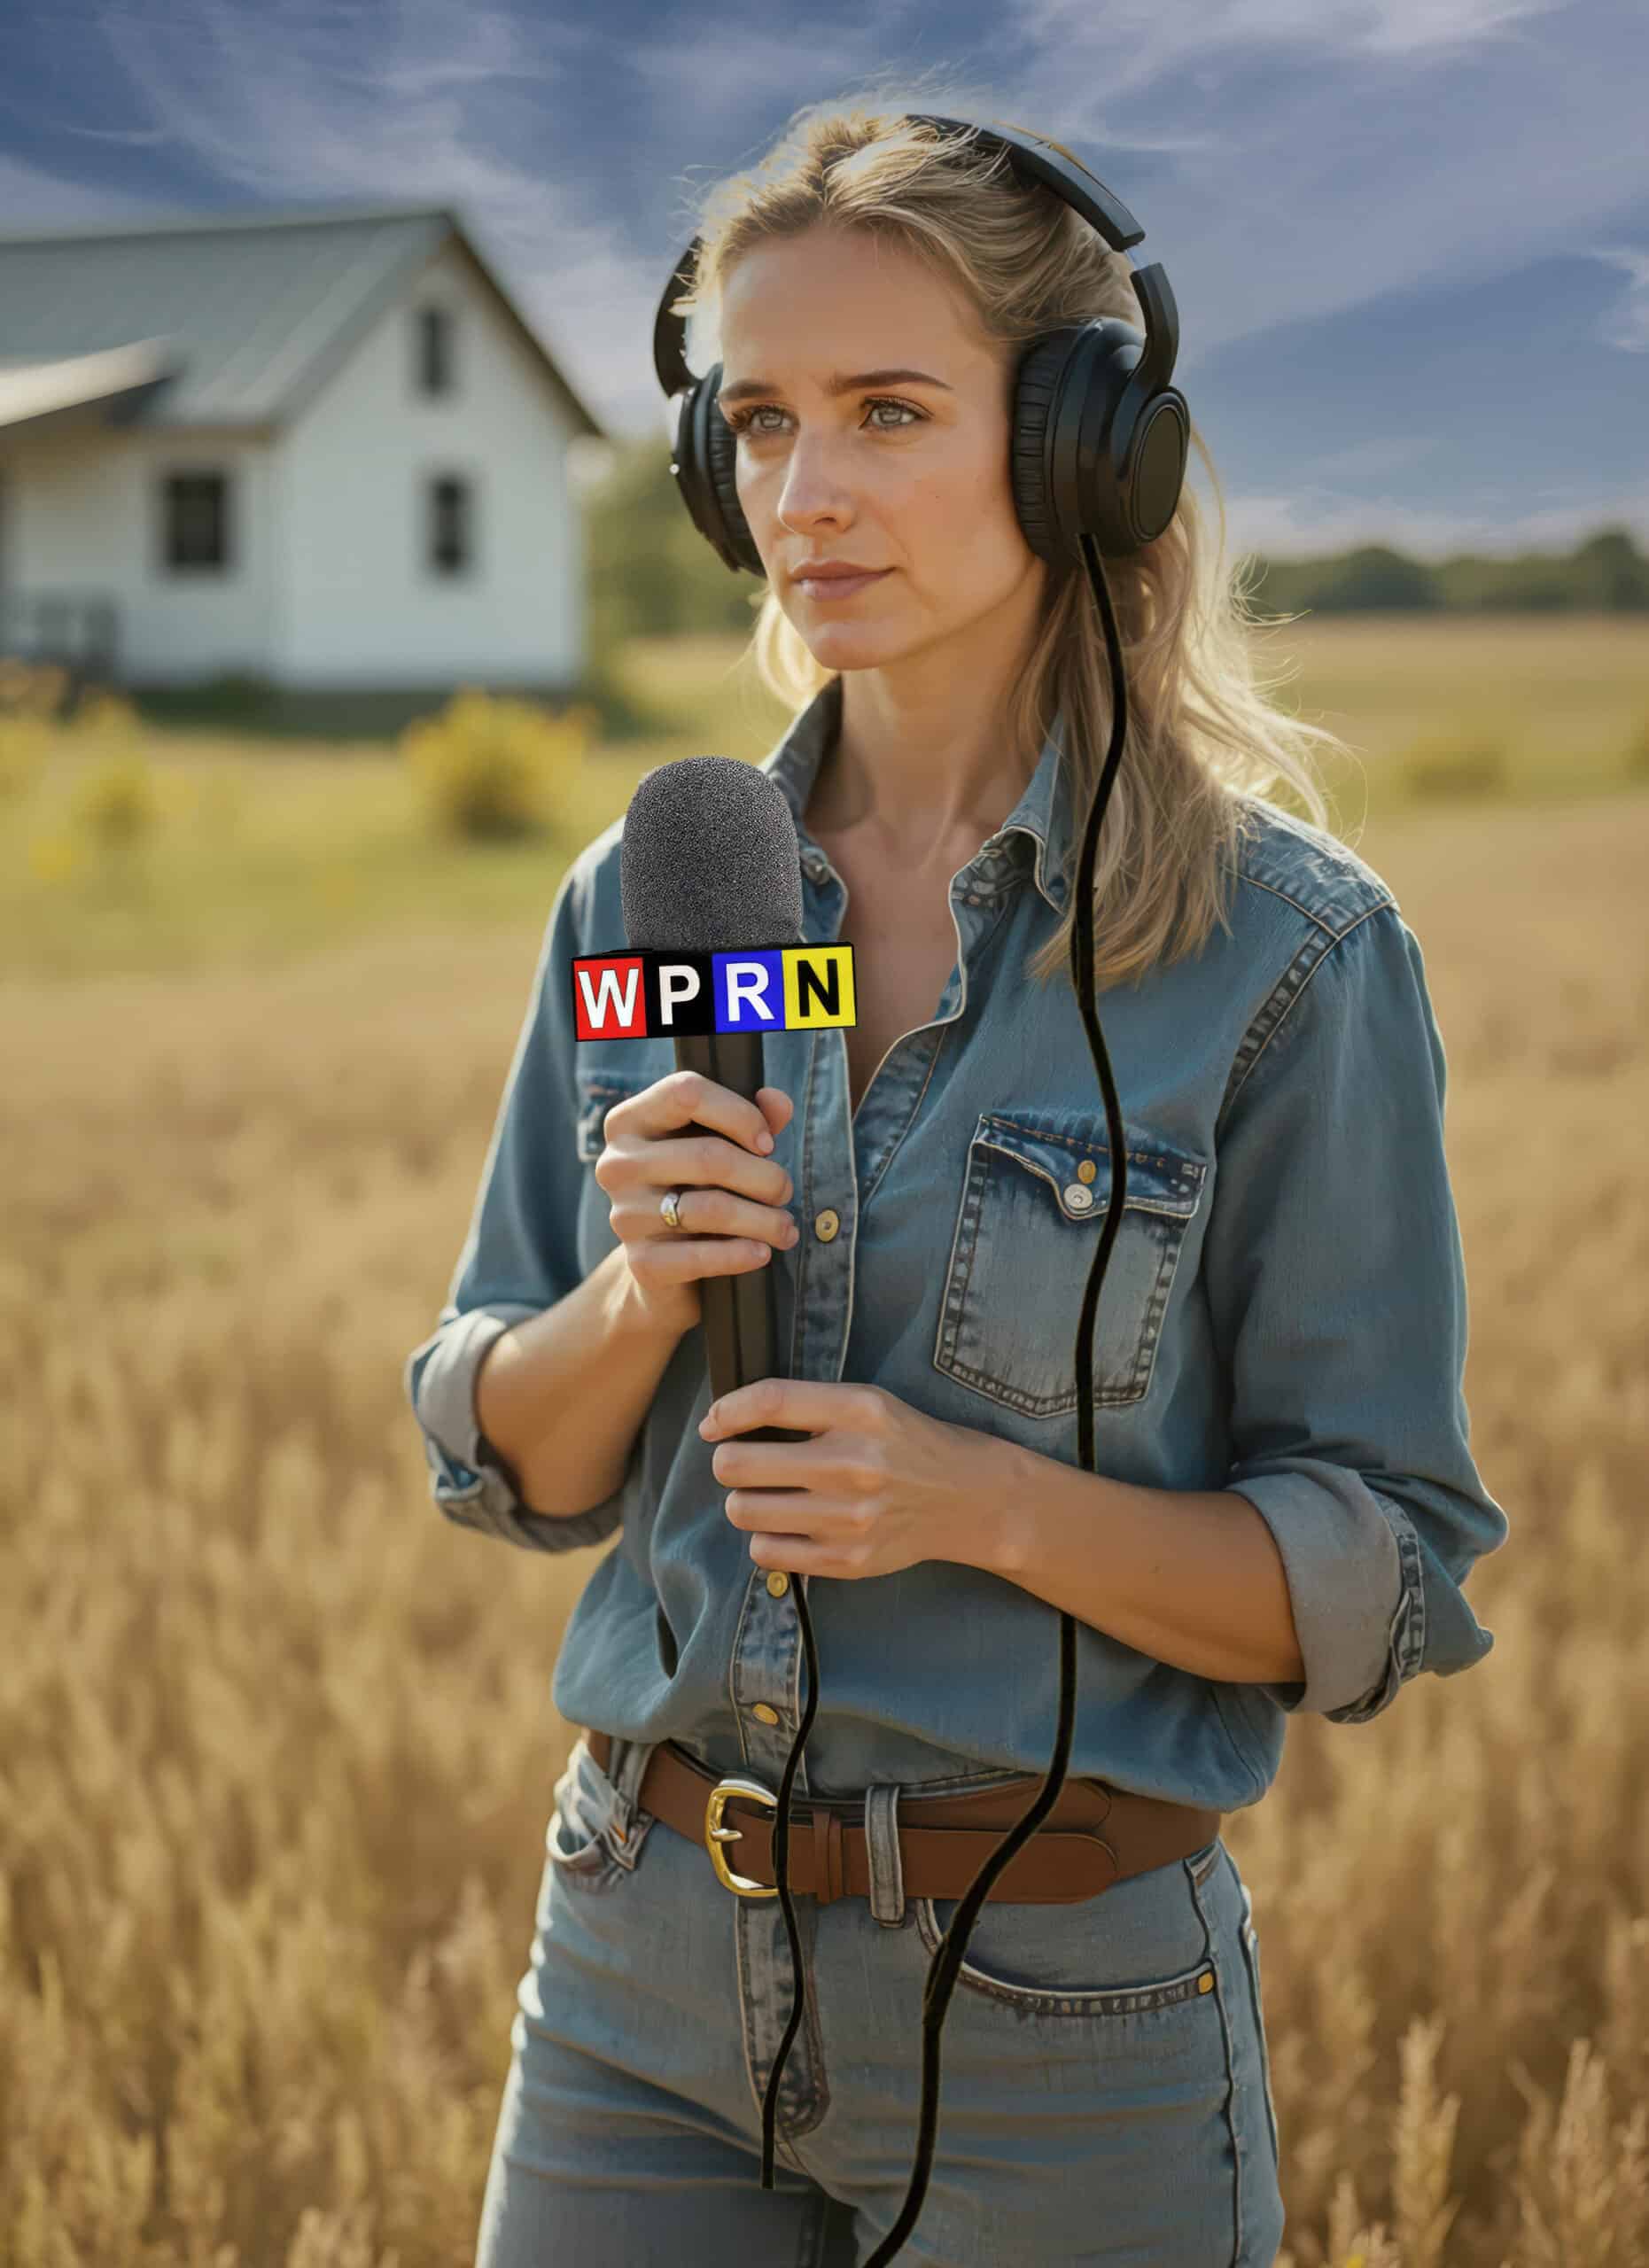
[593,1069,798,1334]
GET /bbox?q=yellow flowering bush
[71,687,143,741]
[0,656,71,719]
[66,750,162,846]
[399,686,597,842]
[0,714,52,802]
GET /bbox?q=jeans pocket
[546,1736,654,1894]
[912,1838,1224,2021]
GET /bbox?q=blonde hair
[670,70,1357,990]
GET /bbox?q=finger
[640,1068,777,1159]
[626,1179,797,1252]
[745,1532,871,1578]
[702,1378,861,1436]
[632,1233,775,1283]
[710,1436,833,1488]
[722,1492,826,1534]
[756,1086,796,1140]
[631,1084,792,1209]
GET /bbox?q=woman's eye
[725,397,922,437]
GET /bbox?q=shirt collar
[758,672,1073,915]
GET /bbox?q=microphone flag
[571,942,856,1042]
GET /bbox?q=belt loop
[812,1805,845,1905]
[864,1783,906,1926]
[603,1736,657,1864]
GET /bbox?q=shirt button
[751,1701,782,1725]
[1063,1183,1094,1212]
[814,1208,839,1241]
[765,1571,790,1597]
[1077,1159,1097,1183]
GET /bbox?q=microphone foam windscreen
[621,756,805,952]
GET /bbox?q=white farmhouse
[0,201,609,700]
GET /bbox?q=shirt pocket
[571,1057,668,1286]
[931,1109,1207,1418]
[573,1056,661,1165]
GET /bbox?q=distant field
[618,612,1649,816]
[2,614,1647,2262]
[1,615,1644,983]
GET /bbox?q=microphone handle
[674,1028,809,1448]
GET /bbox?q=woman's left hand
[699,1378,995,1580]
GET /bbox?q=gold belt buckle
[704,1775,781,1898]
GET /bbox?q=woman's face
[715,226,1046,674]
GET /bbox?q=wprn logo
[571,944,857,1041]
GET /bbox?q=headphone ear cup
[702,384,764,576]
[665,369,764,577]
[1012,317,1187,563]
[1010,328,1089,568]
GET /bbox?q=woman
[404,90,1508,2268]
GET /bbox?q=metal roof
[0,202,607,439]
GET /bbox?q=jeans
[474,1734,1287,2267]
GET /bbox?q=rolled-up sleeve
[1202,898,1509,1723]
[402,852,633,1555]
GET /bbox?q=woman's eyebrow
[718,367,954,407]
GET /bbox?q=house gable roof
[0,202,607,439]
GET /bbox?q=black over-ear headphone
[652,113,1188,574]
[651,112,1192,2264]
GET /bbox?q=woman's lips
[797,569,891,602]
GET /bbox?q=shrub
[399,687,595,843]
[66,750,163,846]
[1398,733,1508,802]
[0,657,73,721]
[0,716,52,802]
[70,688,143,742]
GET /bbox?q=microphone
[615,751,845,2199]
[618,755,811,1441]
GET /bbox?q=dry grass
[2,656,1647,2259]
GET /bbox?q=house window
[416,306,455,396]
[161,470,230,572]
[426,473,474,576]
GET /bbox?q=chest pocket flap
[932,1110,1207,1418]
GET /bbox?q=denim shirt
[404,672,1508,1812]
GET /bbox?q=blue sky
[2,0,1645,559]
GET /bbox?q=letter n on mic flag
[571,944,857,1041]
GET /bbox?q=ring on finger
[659,1186,686,1232]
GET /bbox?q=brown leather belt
[584,1729,1223,1907]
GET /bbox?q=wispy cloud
[1586,241,1649,352]
[87,0,570,199]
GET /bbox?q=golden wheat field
[4,621,1649,2264]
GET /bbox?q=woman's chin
[795,616,903,663]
